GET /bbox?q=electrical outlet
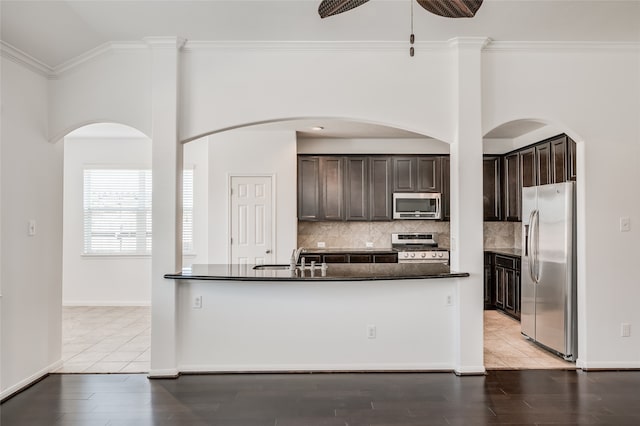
[365,242,374,248]
[446,295,453,306]
[193,296,202,309]
[367,324,376,339]
[317,242,326,248]
[621,323,631,337]
[620,217,631,232]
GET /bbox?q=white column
[449,37,489,375]
[147,36,185,378]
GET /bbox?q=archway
[481,118,585,370]
[58,122,154,374]
[179,117,451,269]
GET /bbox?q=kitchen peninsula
[165,262,468,281]
[164,262,470,374]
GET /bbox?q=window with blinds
[83,168,194,255]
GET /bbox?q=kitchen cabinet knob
[265,250,271,254]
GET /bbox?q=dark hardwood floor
[2,370,640,425]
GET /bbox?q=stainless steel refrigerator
[521,182,577,361]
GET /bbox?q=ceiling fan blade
[318,0,370,19]
[416,0,483,18]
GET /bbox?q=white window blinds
[83,168,194,255]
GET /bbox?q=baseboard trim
[454,365,487,376]
[62,301,151,307]
[580,361,640,371]
[0,359,63,402]
[147,368,180,379]
[177,363,454,373]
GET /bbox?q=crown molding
[486,41,640,52]
[3,39,639,79]
[0,41,54,78]
[182,40,450,53]
[53,41,148,76]
[448,37,492,50]
[144,36,188,50]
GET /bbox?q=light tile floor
[484,310,575,369]
[57,306,150,373]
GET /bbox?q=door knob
[265,250,271,254]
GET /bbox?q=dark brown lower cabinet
[349,254,372,263]
[302,251,398,264]
[373,253,398,263]
[483,253,494,309]
[485,252,521,320]
[322,254,348,263]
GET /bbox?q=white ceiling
[1,0,639,68]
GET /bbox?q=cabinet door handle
[265,250,271,254]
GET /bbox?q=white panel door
[230,176,273,265]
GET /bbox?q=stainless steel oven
[392,232,449,264]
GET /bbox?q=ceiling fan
[318,0,483,19]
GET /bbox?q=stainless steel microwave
[393,192,442,220]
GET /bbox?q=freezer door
[520,186,537,341]
[534,182,574,357]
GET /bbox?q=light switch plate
[620,217,631,232]
[28,220,36,236]
[317,242,326,248]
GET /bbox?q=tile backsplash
[297,221,451,249]
[298,221,522,250]
[483,222,522,249]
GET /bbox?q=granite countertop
[165,263,469,282]
[301,248,397,254]
[485,247,522,257]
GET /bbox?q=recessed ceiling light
[311,126,324,131]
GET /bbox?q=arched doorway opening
[58,122,154,374]
[179,117,452,271]
[482,118,583,370]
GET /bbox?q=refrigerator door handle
[531,209,540,284]
[527,210,536,283]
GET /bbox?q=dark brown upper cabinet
[298,154,447,222]
[345,157,369,221]
[568,136,577,181]
[503,153,520,221]
[483,156,502,221]
[297,156,345,221]
[320,157,345,221]
[535,142,551,186]
[393,156,442,193]
[551,135,568,183]
[369,157,393,221]
[392,157,417,192]
[297,156,321,220]
[441,157,450,221]
[497,133,577,223]
[417,157,442,192]
[519,147,536,188]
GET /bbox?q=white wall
[297,137,450,154]
[207,130,297,264]
[48,48,152,143]
[483,47,640,368]
[1,58,63,398]
[62,137,152,306]
[181,48,455,143]
[62,135,210,305]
